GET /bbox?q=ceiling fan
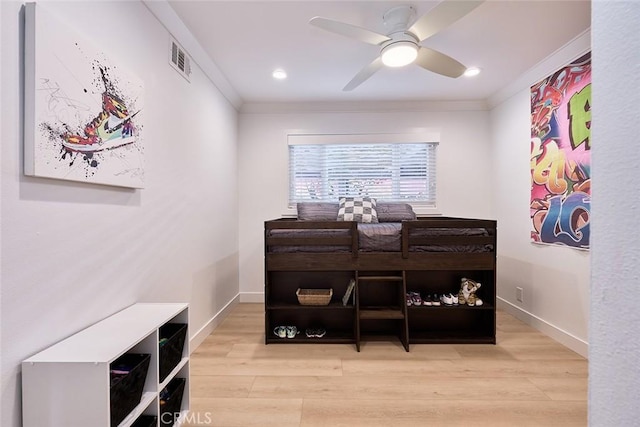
[309,0,483,91]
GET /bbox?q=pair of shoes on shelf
[273,326,299,339]
[409,291,423,306]
[408,292,444,307]
[440,293,459,306]
[305,328,326,338]
[422,294,443,307]
[406,292,422,306]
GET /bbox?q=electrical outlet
[516,287,524,303]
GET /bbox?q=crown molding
[240,100,489,114]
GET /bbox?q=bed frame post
[351,221,358,258]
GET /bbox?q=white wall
[590,1,640,424]
[488,32,591,357]
[0,2,238,426]
[237,106,493,300]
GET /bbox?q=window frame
[287,132,440,211]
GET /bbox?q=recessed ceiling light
[272,69,287,80]
[464,67,481,77]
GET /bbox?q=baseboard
[497,297,588,358]
[240,291,264,303]
[189,294,240,352]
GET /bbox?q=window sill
[282,205,441,218]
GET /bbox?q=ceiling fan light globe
[381,41,418,67]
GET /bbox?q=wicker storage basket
[296,288,333,306]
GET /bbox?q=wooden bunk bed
[264,215,497,351]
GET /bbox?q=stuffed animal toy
[459,277,483,306]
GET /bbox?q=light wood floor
[184,303,587,427]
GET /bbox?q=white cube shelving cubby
[22,303,189,427]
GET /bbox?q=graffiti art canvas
[530,52,591,250]
[24,3,144,188]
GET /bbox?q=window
[288,133,438,206]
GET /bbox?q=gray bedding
[358,223,402,252]
[409,227,492,253]
[267,223,493,253]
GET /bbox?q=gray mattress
[358,223,402,252]
[267,223,492,253]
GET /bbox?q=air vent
[169,38,191,82]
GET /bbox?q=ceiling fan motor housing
[381,32,419,48]
[383,5,417,34]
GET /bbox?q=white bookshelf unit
[22,303,189,427]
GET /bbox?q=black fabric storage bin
[110,353,151,427]
[131,415,157,427]
[158,323,187,382]
[160,377,186,427]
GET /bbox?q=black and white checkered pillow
[337,197,378,223]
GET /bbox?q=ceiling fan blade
[309,17,391,46]
[408,0,484,42]
[415,47,466,78]
[343,57,384,91]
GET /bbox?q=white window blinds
[288,137,438,206]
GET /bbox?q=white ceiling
[167,0,590,104]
